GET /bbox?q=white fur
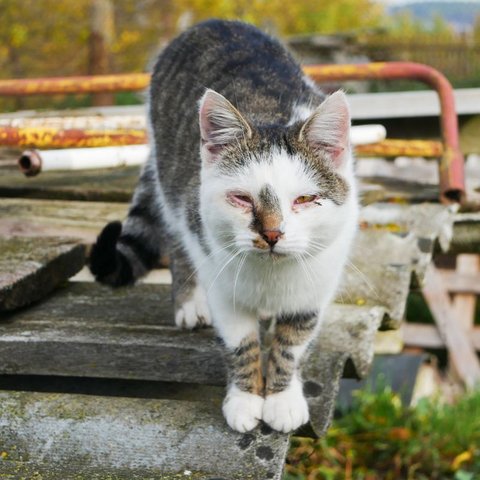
[222,384,264,432]
[263,376,310,432]
[174,284,211,329]
[159,92,358,432]
[199,147,358,316]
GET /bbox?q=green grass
[284,386,480,479]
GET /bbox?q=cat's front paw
[175,285,211,329]
[262,380,309,433]
[222,386,264,433]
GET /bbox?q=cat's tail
[89,158,164,287]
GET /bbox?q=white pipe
[19,144,149,176]
[350,124,387,146]
[18,124,387,177]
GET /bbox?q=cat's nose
[262,229,282,247]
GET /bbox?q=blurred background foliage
[0,0,479,110]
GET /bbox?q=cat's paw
[175,285,211,329]
[262,380,309,433]
[222,386,264,433]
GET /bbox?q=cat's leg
[170,243,211,329]
[262,310,319,433]
[213,299,264,432]
[90,157,163,286]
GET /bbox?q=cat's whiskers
[303,244,379,302]
[179,240,237,290]
[344,259,379,299]
[206,248,246,295]
[294,252,316,287]
[233,251,248,315]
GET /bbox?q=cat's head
[198,89,357,259]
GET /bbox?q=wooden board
[0,236,85,311]
[403,322,480,351]
[422,264,480,389]
[0,164,139,202]
[0,389,290,480]
[0,281,386,437]
[0,162,384,205]
[0,197,128,243]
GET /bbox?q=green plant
[285,386,480,479]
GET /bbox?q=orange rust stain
[303,63,387,81]
[355,139,443,158]
[0,126,147,148]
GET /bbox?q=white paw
[222,386,264,433]
[175,285,212,329]
[262,379,309,433]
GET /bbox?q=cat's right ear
[199,89,252,162]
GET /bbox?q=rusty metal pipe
[0,62,464,202]
[0,73,150,96]
[304,62,465,203]
[355,139,443,158]
[0,126,146,148]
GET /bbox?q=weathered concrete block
[0,390,290,480]
[0,236,85,311]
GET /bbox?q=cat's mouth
[251,246,289,261]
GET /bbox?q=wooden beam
[439,270,480,294]
[422,264,480,389]
[452,255,479,331]
[403,323,480,351]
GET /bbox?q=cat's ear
[299,91,351,168]
[199,89,252,161]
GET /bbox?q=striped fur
[227,333,264,396]
[266,311,318,395]
[90,20,359,433]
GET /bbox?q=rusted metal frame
[0,73,150,96]
[0,62,464,202]
[0,126,146,149]
[0,125,444,157]
[355,139,443,158]
[304,62,465,204]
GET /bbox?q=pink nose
[262,229,282,246]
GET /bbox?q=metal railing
[0,62,465,203]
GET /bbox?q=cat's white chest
[202,250,343,315]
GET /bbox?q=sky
[382,0,480,4]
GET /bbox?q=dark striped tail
[89,221,135,286]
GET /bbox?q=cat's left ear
[199,89,252,162]
[299,91,351,168]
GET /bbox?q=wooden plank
[422,264,480,389]
[2,88,478,122]
[439,270,480,294]
[403,322,480,351]
[0,390,290,480]
[0,198,413,328]
[347,88,480,119]
[0,282,381,382]
[0,164,138,202]
[0,281,381,436]
[452,254,479,331]
[0,236,85,311]
[0,197,128,243]
[0,283,225,384]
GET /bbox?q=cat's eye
[228,193,254,208]
[294,194,318,205]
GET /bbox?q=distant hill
[390,1,480,31]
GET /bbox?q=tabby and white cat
[90,19,358,433]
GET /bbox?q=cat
[90,19,359,433]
